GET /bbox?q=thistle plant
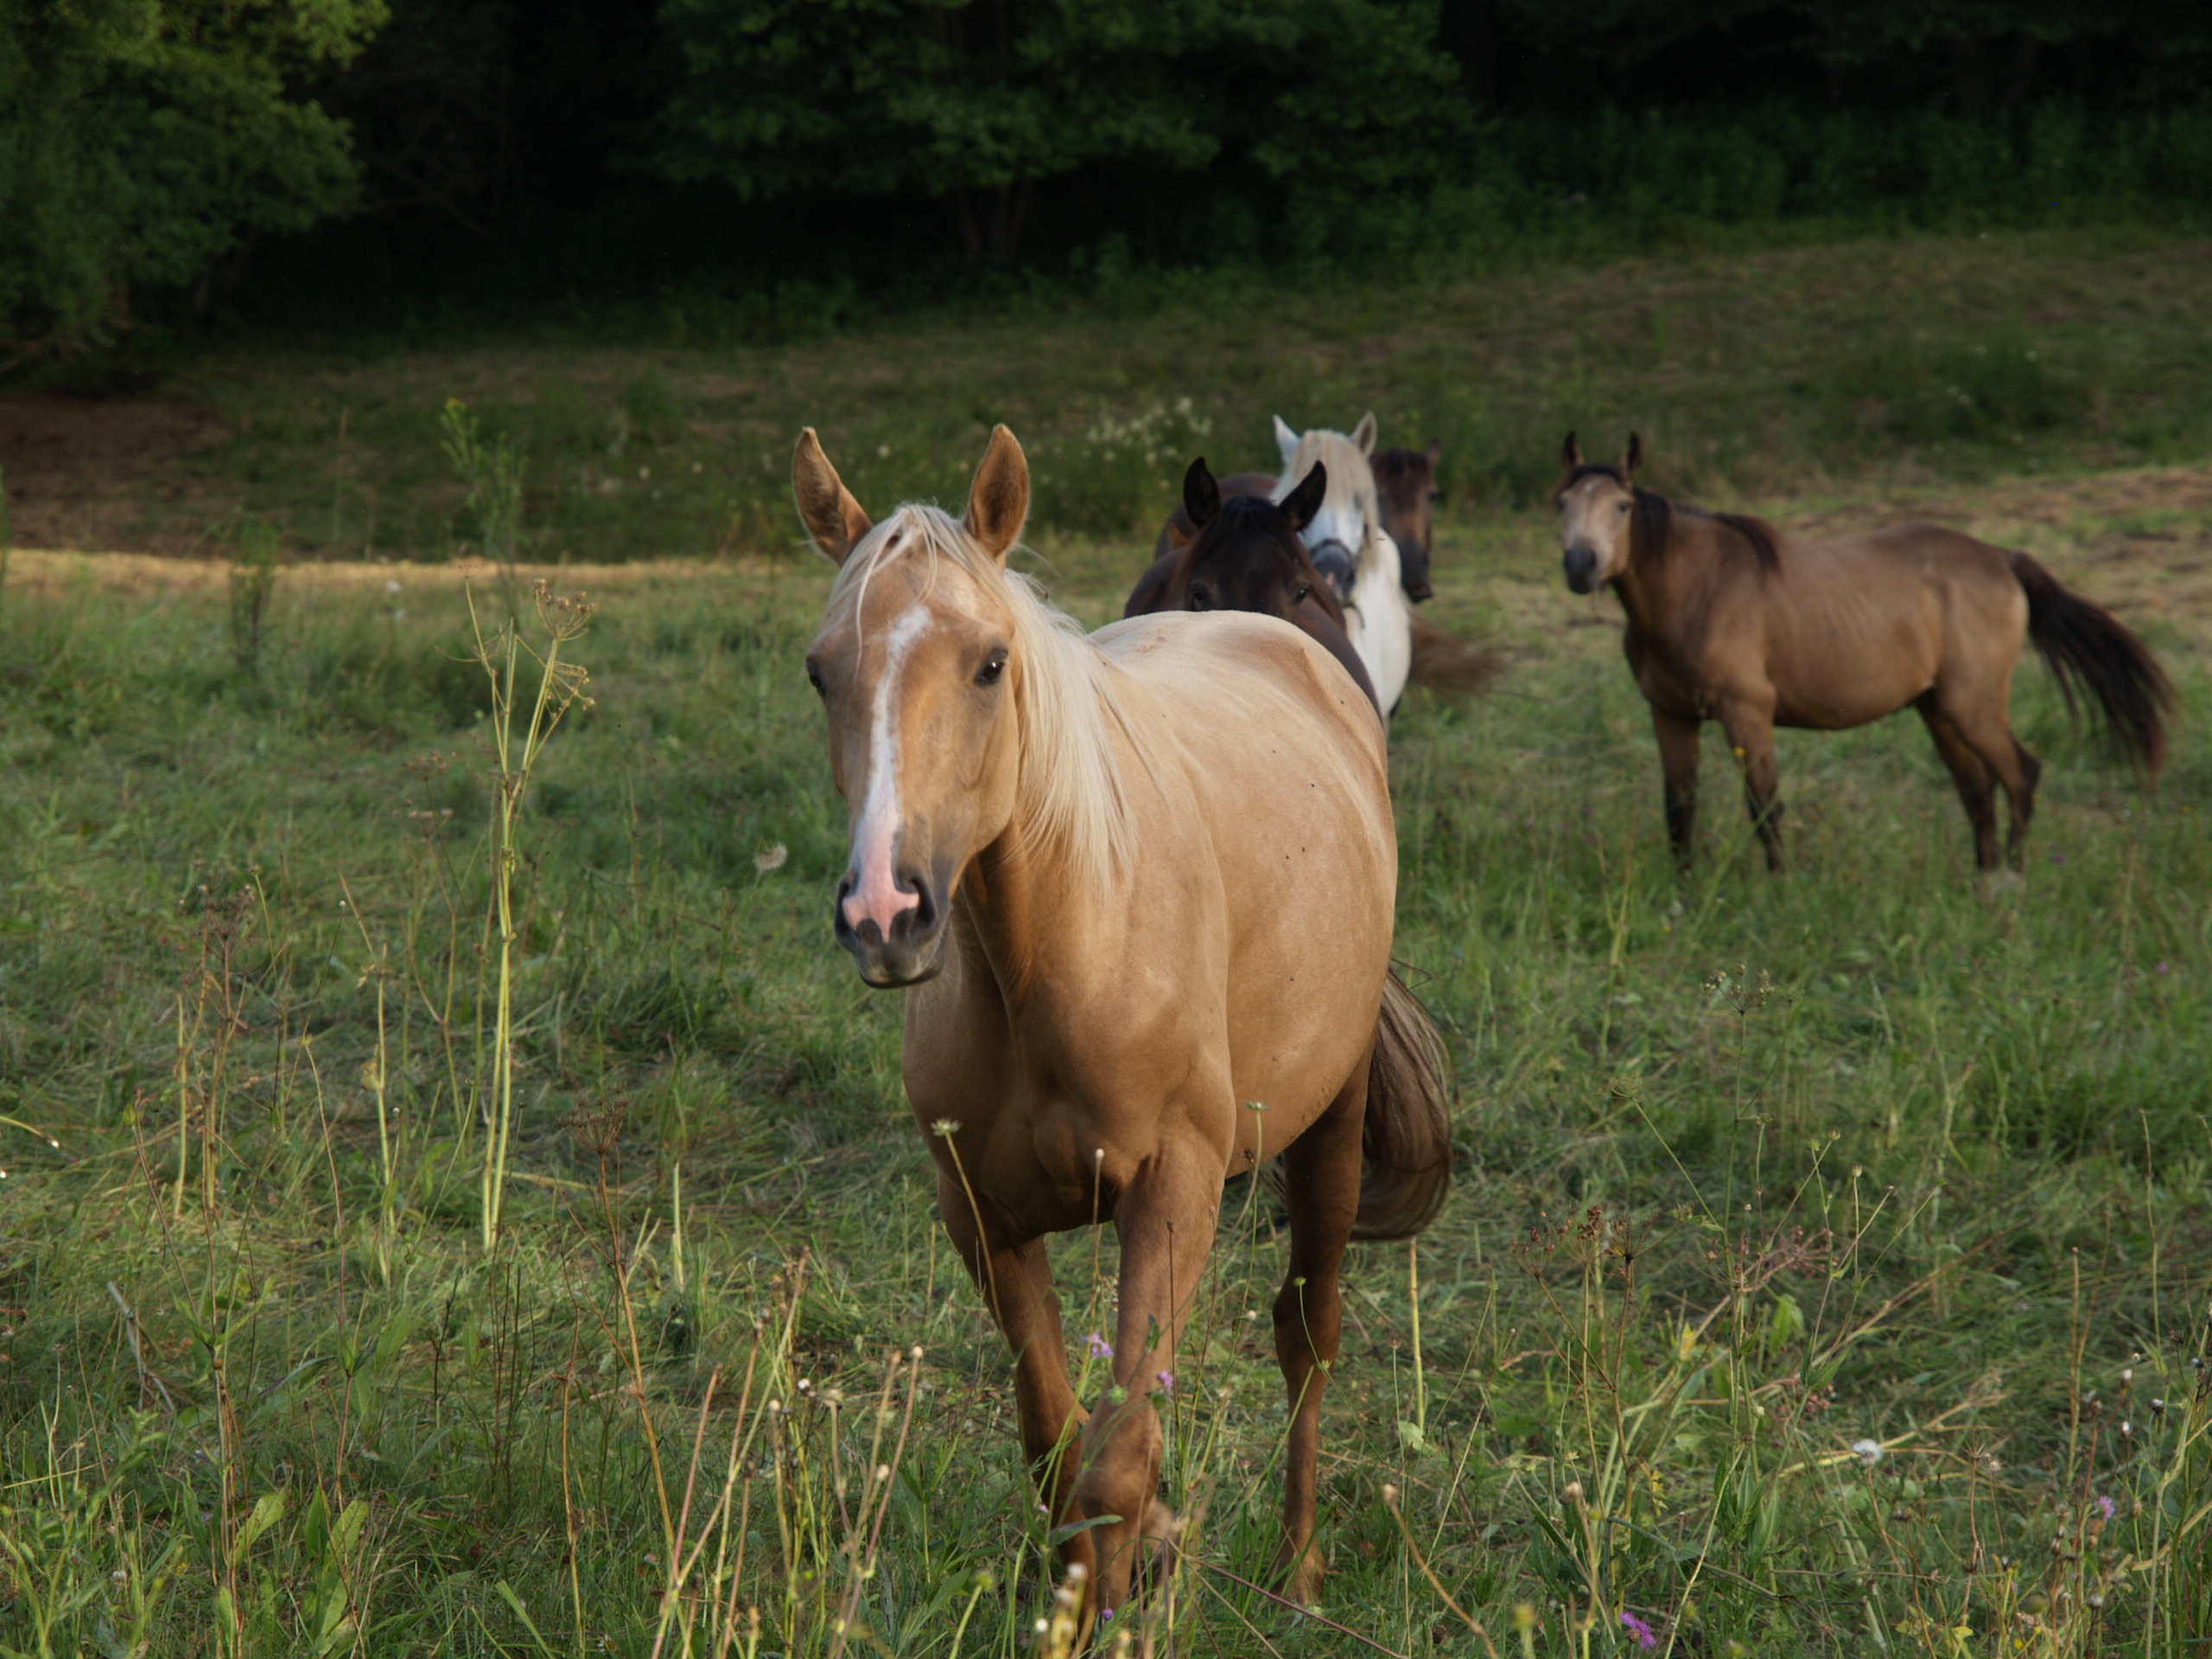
[470,579,595,1253]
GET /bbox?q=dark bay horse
[1148,432,1497,696]
[795,424,1451,1625]
[1125,457,1381,711]
[1150,437,1440,602]
[1555,433,2174,873]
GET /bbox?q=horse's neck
[1351,529,1403,613]
[1346,530,1412,710]
[1610,541,1687,639]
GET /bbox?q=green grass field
[3,232,2210,1657]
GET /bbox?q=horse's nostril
[905,874,937,932]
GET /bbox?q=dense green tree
[655,0,1470,262]
[0,0,386,350]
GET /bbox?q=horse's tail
[1353,970,1454,1241]
[2011,552,2174,778]
[1407,613,1504,697]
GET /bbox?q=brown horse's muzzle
[1563,544,1602,594]
[835,862,949,987]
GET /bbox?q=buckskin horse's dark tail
[1352,970,1454,1240]
[2012,553,2174,777]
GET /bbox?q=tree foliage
[656,0,1471,260]
[0,0,386,348]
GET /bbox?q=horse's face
[1273,415,1381,603]
[1373,442,1441,602]
[1554,433,1642,594]
[796,429,1031,988]
[1173,472,1333,626]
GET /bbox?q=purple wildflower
[2156,961,2170,976]
[2097,1495,2117,1522]
[1155,1370,1175,1395]
[1086,1333,1113,1359]
[1620,1611,1659,1650]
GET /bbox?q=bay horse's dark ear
[793,428,873,564]
[1560,430,1584,473]
[1183,456,1221,529]
[1623,432,1643,480]
[1425,438,1443,468]
[1281,461,1328,534]
[964,423,1030,563]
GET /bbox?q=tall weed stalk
[470,579,594,1253]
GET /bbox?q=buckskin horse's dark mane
[1564,463,1781,574]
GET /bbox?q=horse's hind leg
[1915,694,2002,870]
[1936,689,2041,869]
[1271,1066,1366,1606]
[1650,708,1702,868]
[936,1175,1088,1557]
[1716,699,1785,873]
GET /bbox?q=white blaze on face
[842,601,934,936]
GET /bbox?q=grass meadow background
[2,229,2210,1656]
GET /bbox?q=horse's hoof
[1140,1497,1182,1569]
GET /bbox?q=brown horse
[1124,456,1381,711]
[1149,429,1497,696]
[795,425,1451,1625]
[1371,440,1444,601]
[1554,433,2174,873]
[1149,432,1440,602]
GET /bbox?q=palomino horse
[1555,433,2173,872]
[1123,457,1381,711]
[795,425,1451,1624]
[1272,416,1414,712]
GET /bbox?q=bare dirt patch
[0,391,231,554]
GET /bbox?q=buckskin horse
[1555,432,2173,873]
[794,424,1451,1626]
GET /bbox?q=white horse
[1272,413,1414,715]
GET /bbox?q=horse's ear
[1272,415,1300,469]
[1183,456,1221,529]
[1351,411,1377,455]
[1623,432,1643,480]
[1560,430,1584,473]
[792,429,873,564]
[1281,461,1328,534]
[963,424,1030,563]
[1425,438,1442,468]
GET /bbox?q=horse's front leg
[1076,1142,1224,1624]
[1649,708,1702,868]
[934,1173,1088,1551]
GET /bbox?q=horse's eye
[805,660,826,697]
[1189,587,1213,612]
[1617,501,1630,514]
[976,650,1007,687]
[1293,584,1311,604]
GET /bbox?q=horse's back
[1746,522,2028,726]
[1093,609,1384,784]
[1089,610,1395,1132]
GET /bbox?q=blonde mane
[828,505,1134,899]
